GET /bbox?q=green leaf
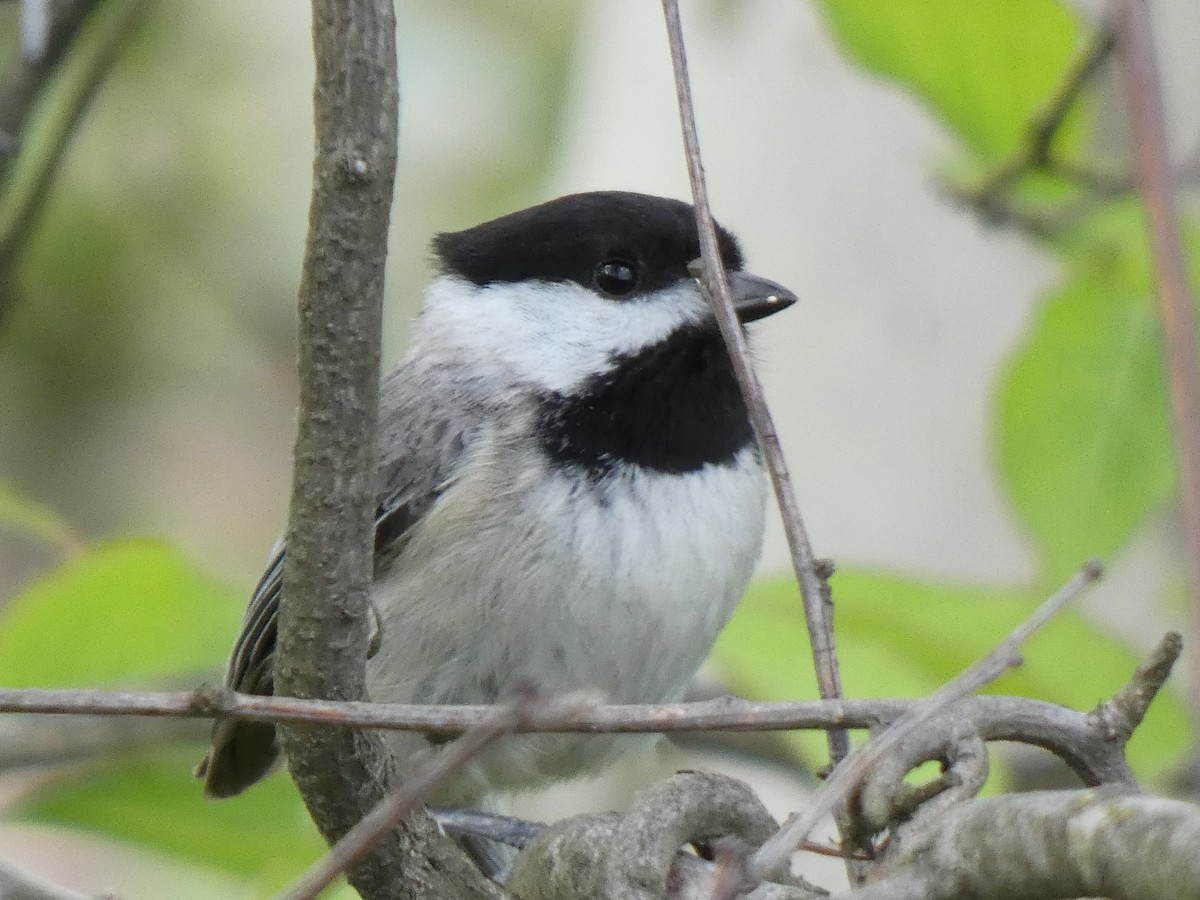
[0,543,329,892]
[996,239,1174,583]
[816,0,1082,159]
[0,538,242,687]
[716,570,1190,781]
[13,747,328,892]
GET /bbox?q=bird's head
[421,191,796,394]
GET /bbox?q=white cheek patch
[416,275,711,394]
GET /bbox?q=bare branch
[658,0,848,775]
[942,22,1200,236]
[277,0,395,851]
[0,603,1175,899]
[968,25,1116,210]
[945,138,1200,237]
[749,560,1103,880]
[273,0,501,895]
[277,697,538,900]
[857,650,1183,898]
[506,772,819,900]
[1090,630,1183,744]
[839,789,1200,900]
[1110,0,1200,717]
[0,679,1142,789]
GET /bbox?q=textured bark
[845,788,1200,900]
[275,0,503,896]
[507,772,821,900]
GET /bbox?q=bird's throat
[537,323,754,477]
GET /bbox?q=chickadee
[198,190,796,806]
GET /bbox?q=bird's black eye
[593,259,639,297]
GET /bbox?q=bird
[197,190,796,811]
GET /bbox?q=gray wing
[198,365,481,798]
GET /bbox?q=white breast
[364,430,767,801]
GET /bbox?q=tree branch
[0,609,1174,897]
[841,788,1200,900]
[941,22,1200,236]
[0,617,1170,798]
[277,699,533,900]
[506,772,819,900]
[493,784,1200,899]
[1090,630,1183,743]
[965,25,1116,214]
[0,685,1141,756]
[658,0,848,774]
[1109,0,1200,721]
[274,0,501,896]
[748,560,1103,881]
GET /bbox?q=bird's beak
[688,259,797,323]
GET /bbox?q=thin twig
[0,684,1141,788]
[1109,0,1200,720]
[0,685,884,732]
[946,139,1200,237]
[0,679,1135,779]
[1090,630,1183,744]
[945,24,1163,239]
[658,0,848,772]
[970,26,1116,209]
[275,699,532,900]
[748,559,1103,879]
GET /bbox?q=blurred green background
[1,0,1198,896]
